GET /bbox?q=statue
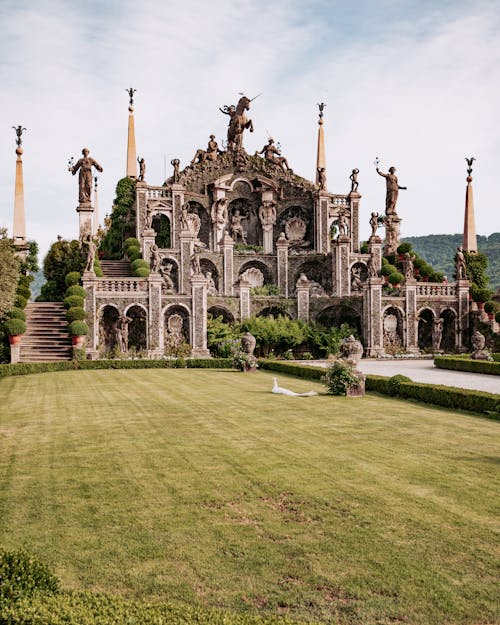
[211,198,228,237]
[351,266,363,291]
[160,261,175,291]
[145,205,154,230]
[220,94,255,151]
[12,125,26,147]
[317,167,326,190]
[205,271,217,295]
[465,156,475,176]
[137,157,146,181]
[431,318,444,351]
[69,148,103,204]
[171,158,180,183]
[181,203,189,231]
[258,201,277,232]
[471,329,492,360]
[376,166,406,215]
[455,246,467,280]
[258,138,291,173]
[367,254,378,278]
[190,242,204,275]
[126,87,136,106]
[403,252,414,280]
[150,244,161,273]
[369,212,381,238]
[191,135,221,165]
[350,168,359,192]
[114,314,132,352]
[81,233,96,273]
[229,209,247,243]
[336,208,349,236]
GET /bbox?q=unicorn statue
[220,94,259,152]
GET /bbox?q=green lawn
[0,369,498,624]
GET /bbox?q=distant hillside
[401,233,500,289]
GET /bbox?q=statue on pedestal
[137,157,146,181]
[369,212,382,239]
[150,244,161,273]
[82,233,96,273]
[432,317,444,351]
[258,138,291,173]
[317,167,326,190]
[211,198,228,237]
[69,148,103,204]
[376,166,406,215]
[229,209,247,243]
[455,246,467,280]
[171,158,180,183]
[114,314,132,352]
[259,201,277,232]
[350,168,359,193]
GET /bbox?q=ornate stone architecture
[80,96,471,359]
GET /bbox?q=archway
[257,307,291,319]
[207,306,235,324]
[418,308,434,350]
[238,260,272,286]
[278,205,313,251]
[160,257,179,292]
[294,260,330,295]
[200,258,219,294]
[316,304,361,335]
[188,201,210,247]
[99,305,119,353]
[228,198,259,246]
[164,305,190,356]
[383,306,404,354]
[350,262,368,293]
[152,213,171,248]
[125,305,147,351]
[441,308,457,353]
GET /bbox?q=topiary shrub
[124,237,140,251]
[66,307,86,322]
[397,242,412,255]
[131,258,149,272]
[7,307,26,321]
[14,295,27,310]
[388,374,412,396]
[484,301,495,314]
[63,295,84,310]
[0,548,59,603]
[65,285,86,298]
[134,266,150,278]
[126,245,141,261]
[3,318,26,336]
[65,272,81,287]
[388,271,404,285]
[381,264,396,277]
[322,361,361,396]
[16,285,31,300]
[18,275,32,288]
[68,320,89,337]
[419,264,431,278]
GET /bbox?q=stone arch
[187,201,210,247]
[440,307,457,352]
[152,213,171,248]
[294,260,330,295]
[383,305,404,354]
[278,205,313,251]
[228,197,259,246]
[123,304,148,351]
[417,307,435,350]
[163,304,191,352]
[207,306,235,324]
[238,260,272,286]
[316,304,361,335]
[350,261,368,293]
[230,178,254,193]
[99,304,119,352]
[200,258,219,292]
[257,306,292,319]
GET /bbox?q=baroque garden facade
[73,95,470,359]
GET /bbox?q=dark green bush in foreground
[0,549,59,604]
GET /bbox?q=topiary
[388,271,404,285]
[14,295,28,309]
[484,301,496,314]
[381,264,396,277]
[134,266,150,278]
[63,295,84,310]
[16,285,31,300]
[65,271,81,287]
[124,237,140,251]
[3,318,26,336]
[471,284,492,303]
[322,361,361,396]
[7,307,26,321]
[0,548,59,603]
[360,242,369,254]
[397,242,412,255]
[388,374,412,396]
[65,285,86,298]
[18,275,32,288]
[68,320,89,336]
[131,258,149,271]
[66,306,86,322]
[126,245,141,260]
[419,264,431,277]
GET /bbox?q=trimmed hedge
[259,360,324,380]
[434,356,500,376]
[68,321,89,337]
[63,295,84,310]
[3,318,26,336]
[65,306,86,322]
[7,307,26,321]
[65,285,86,298]
[64,272,81,287]
[0,548,59,603]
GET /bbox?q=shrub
[360,242,369,254]
[388,374,412,396]
[381,264,396,277]
[14,295,28,309]
[68,320,89,337]
[250,285,281,296]
[131,258,149,272]
[18,275,32,288]
[3,318,26,336]
[123,237,140,251]
[484,300,496,314]
[397,242,412,254]
[65,285,86,298]
[0,549,59,604]
[388,271,404,285]
[470,284,492,303]
[434,356,500,376]
[66,306,86,322]
[126,245,141,259]
[7,307,26,321]
[134,266,150,278]
[16,285,31,300]
[323,361,361,395]
[419,264,431,277]
[65,271,81,287]
[63,295,84,309]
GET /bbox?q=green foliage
[65,271,81,287]
[250,285,281,296]
[38,241,83,302]
[381,263,396,277]
[388,271,404,285]
[65,285,86,298]
[258,360,324,380]
[0,229,20,320]
[207,314,240,357]
[434,356,500,376]
[123,237,140,251]
[464,250,489,288]
[322,361,361,395]
[239,315,306,357]
[16,285,31,300]
[63,295,84,310]
[133,266,150,278]
[2,318,26,336]
[14,295,28,310]
[131,258,149,271]
[388,374,412,396]
[7,307,26,321]
[0,549,59,604]
[66,307,86,322]
[360,241,369,254]
[397,242,412,254]
[234,243,264,253]
[306,322,358,358]
[470,284,492,303]
[484,300,496,314]
[99,177,137,258]
[419,263,431,277]
[68,320,89,337]
[19,240,39,276]
[18,275,32,288]
[126,245,141,261]
[496,311,500,323]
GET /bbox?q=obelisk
[126,87,137,178]
[315,102,327,189]
[462,158,477,253]
[93,176,99,234]
[12,126,27,247]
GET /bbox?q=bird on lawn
[272,377,318,397]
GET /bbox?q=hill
[401,233,500,289]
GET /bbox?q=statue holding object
[258,138,291,173]
[376,165,406,215]
[69,148,103,204]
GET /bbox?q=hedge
[434,356,500,376]
[65,285,86,299]
[259,360,324,380]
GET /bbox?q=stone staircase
[100,260,133,277]
[19,303,73,362]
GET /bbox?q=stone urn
[340,335,364,366]
[241,332,256,356]
[471,329,491,361]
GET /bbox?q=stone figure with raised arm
[229,209,247,243]
[69,148,103,204]
[350,168,359,192]
[258,138,291,172]
[160,262,175,291]
[150,244,161,273]
[258,201,277,231]
[336,208,349,236]
[369,212,381,238]
[211,198,228,231]
[317,167,326,190]
[432,317,444,351]
[82,233,97,273]
[376,165,406,215]
[137,157,146,181]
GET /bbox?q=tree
[100,177,137,258]
[37,239,84,302]
[0,228,20,321]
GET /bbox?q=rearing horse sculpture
[220,95,256,152]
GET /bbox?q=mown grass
[0,368,498,624]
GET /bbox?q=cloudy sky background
[0,0,499,262]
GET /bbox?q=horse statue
[220,94,257,152]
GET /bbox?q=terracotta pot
[488,313,494,321]
[72,335,85,347]
[8,335,21,345]
[477,302,485,312]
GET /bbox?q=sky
[0,0,499,262]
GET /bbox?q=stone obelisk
[315,102,327,189]
[462,158,477,253]
[93,176,99,235]
[126,87,137,178]
[12,126,27,249]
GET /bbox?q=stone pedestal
[142,228,156,265]
[238,279,251,321]
[190,273,210,357]
[315,193,330,253]
[363,278,384,356]
[348,191,361,253]
[179,231,196,294]
[148,273,164,358]
[383,214,402,257]
[346,370,366,397]
[171,184,185,248]
[221,232,235,296]
[456,279,471,351]
[9,342,20,364]
[82,273,98,359]
[262,227,273,254]
[403,281,419,353]
[296,275,310,322]
[276,233,289,297]
[368,237,382,274]
[77,203,94,239]
[332,235,350,297]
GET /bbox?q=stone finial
[13,126,26,156]
[315,103,327,188]
[126,87,136,111]
[317,102,326,125]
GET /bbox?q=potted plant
[3,318,27,345]
[69,320,89,347]
[484,300,496,320]
[388,271,404,288]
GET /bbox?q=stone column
[295,275,310,322]
[363,278,384,356]
[135,185,148,240]
[171,184,185,248]
[456,279,471,351]
[82,274,98,359]
[142,229,156,265]
[276,233,289,297]
[190,274,210,357]
[383,214,402,257]
[348,192,361,253]
[13,146,26,246]
[368,236,383,274]
[126,103,137,178]
[403,281,419,353]
[315,194,330,253]
[238,279,251,321]
[221,232,235,296]
[179,232,195,294]
[331,235,350,297]
[77,204,94,240]
[147,273,163,358]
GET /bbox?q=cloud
[0,0,498,262]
